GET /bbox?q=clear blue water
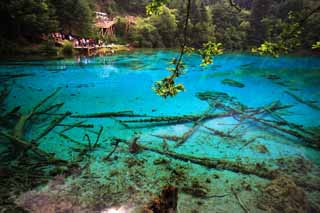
[1,50,320,211]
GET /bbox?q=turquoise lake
[1,50,320,212]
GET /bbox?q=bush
[0,39,19,56]
[61,41,74,56]
[115,17,128,38]
[40,40,58,56]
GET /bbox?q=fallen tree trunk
[117,137,279,180]
[175,107,212,147]
[71,111,148,118]
[13,88,62,140]
[35,111,71,141]
[122,104,292,125]
[285,90,320,111]
[0,131,67,164]
[225,104,320,149]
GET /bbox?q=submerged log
[13,88,62,140]
[36,103,64,115]
[93,126,103,149]
[117,137,279,179]
[222,102,320,149]
[0,131,66,164]
[122,103,292,125]
[175,107,212,147]
[59,133,84,146]
[57,123,93,129]
[71,111,148,118]
[60,120,89,133]
[285,90,320,111]
[151,134,182,142]
[202,125,236,139]
[35,111,71,141]
[249,116,320,149]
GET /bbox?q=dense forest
[0,0,319,55]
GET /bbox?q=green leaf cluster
[312,41,320,49]
[153,77,185,98]
[252,11,302,57]
[146,0,170,15]
[251,41,283,57]
[199,42,223,66]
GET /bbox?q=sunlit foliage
[199,42,223,66]
[252,11,302,57]
[312,41,320,49]
[146,0,170,15]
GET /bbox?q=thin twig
[93,126,103,149]
[231,187,250,213]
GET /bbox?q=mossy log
[122,103,292,125]
[202,125,236,139]
[0,131,67,164]
[174,108,212,147]
[36,103,64,115]
[13,88,62,140]
[117,137,279,180]
[58,123,94,129]
[285,90,320,111]
[227,104,320,149]
[59,133,84,146]
[71,111,148,118]
[59,120,91,133]
[35,111,71,141]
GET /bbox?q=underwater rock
[221,78,245,88]
[258,176,309,213]
[144,185,178,213]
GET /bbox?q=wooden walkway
[53,39,107,55]
[74,45,107,55]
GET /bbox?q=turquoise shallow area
[1,50,320,211]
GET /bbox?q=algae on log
[0,131,67,163]
[122,103,292,125]
[35,111,71,141]
[117,137,279,180]
[221,78,245,88]
[13,88,62,140]
[71,111,148,118]
[285,90,320,111]
[175,107,213,147]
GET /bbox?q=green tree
[248,0,272,45]
[129,6,178,48]
[0,0,58,39]
[150,6,178,47]
[52,0,94,37]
